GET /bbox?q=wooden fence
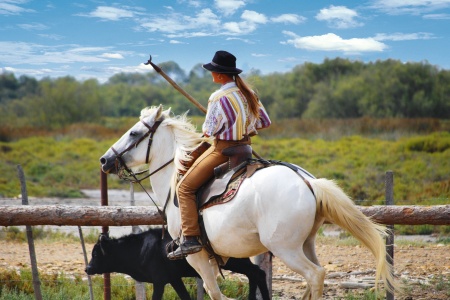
[2,169,449,300]
[1,204,449,226]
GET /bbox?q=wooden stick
[145,56,206,114]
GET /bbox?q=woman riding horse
[167,50,272,260]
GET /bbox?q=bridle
[110,118,173,222]
[111,119,161,171]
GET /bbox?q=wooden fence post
[196,278,205,299]
[78,226,94,300]
[101,170,111,300]
[17,165,43,300]
[130,183,147,300]
[255,252,272,299]
[385,171,395,300]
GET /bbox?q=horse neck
[148,154,175,207]
[147,157,182,236]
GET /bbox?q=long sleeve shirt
[202,82,271,140]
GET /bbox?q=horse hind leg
[282,252,325,299]
[301,239,321,300]
[301,218,325,299]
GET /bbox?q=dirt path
[0,237,448,299]
[1,192,448,299]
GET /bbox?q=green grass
[339,290,380,300]
[0,269,249,300]
[0,226,100,244]
[1,132,448,203]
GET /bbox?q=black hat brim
[202,63,242,74]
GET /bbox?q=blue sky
[1,0,450,83]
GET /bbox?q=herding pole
[144,55,206,114]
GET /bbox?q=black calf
[85,228,270,300]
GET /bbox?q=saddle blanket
[198,161,266,211]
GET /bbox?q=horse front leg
[187,250,232,300]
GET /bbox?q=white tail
[310,178,398,294]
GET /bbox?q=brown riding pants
[177,138,250,237]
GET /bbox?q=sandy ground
[1,191,449,299]
[1,234,448,299]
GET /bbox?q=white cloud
[271,14,306,24]
[186,8,221,28]
[38,33,64,40]
[83,6,134,21]
[316,5,363,29]
[140,9,220,34]
[278,57,301,63]
[374,32,435,41]
[370,0,450,15]
[141,16,189,33]
[169,40,187,44]
[0,0,34,15]
[423,13,450,19]
[282,32,387,53]
[2,66,55,77]
[136,5,300,39]
[185,0,202,7]
[241,10,267,24]
[100,53,124,59]
[217,10,267,35]
[18,23,49,30]
[214,0,246,16]
[166,32,212,38]
[223,21,257,34]
[226,37,254,44]
[0,41,114,65]
[80,63,152,81]
[251,53,270,57]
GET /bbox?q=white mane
[140,106,208,199]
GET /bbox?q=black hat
[202,50,242,74]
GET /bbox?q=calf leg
[151,283,166,300]
[170,278,192,300]
[223,258,270,300]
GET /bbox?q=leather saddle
[196,144,253,209]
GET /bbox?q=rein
[109,119,172,223]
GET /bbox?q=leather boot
[167,236,203,260]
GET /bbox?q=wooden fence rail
[0,205,449,226]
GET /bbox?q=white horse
[100,105,397,299]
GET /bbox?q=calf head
[85,234,115,275]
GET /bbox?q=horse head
[100,105,169,176]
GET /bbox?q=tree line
[1,58,449,130]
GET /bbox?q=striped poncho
[202,82,271,141]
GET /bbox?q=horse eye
[130,131,138,137]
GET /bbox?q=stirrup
[167,237,203,260]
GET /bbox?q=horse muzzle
[99,154,118,174]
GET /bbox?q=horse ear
[163,107,171,116]
[155,104,163,119]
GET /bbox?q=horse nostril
[100,157,106,165]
